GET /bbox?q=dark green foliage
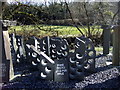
[2,2,69,25]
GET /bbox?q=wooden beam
[0,21,2,83]
[112,1,120,66]
[112,26,120,66]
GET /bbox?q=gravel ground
[1,56,120,89]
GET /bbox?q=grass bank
[8,25,102,37]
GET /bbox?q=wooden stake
[112,26,120,66]
[112,1,120,66]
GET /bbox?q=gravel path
[1,56,120,89]
[75,67,120,88]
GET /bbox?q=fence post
[0,22,2,83]
[112,26,120,66]
[101,25,111,55]
[112,1,120,66]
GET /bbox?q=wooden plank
[0,21,2,83]
[3,31,14,81]
[113,2,120,66]
[112,26,120,66]
[0,31,9,83]
[102,25,110,55]
[0,31,14,83]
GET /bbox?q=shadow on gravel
[84,65,115,77]
[84,76,120,88]
[2,71,80,89]
[2,63,120,89]
[75,65,120,89]
[96,65,114,72]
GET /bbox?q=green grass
[95,46,113,56]
[8,25,103,37]
[9,25,113,55]
[95,46,113,52]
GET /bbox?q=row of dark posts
[9,34,96,82]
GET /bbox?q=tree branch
[110,9,119,25]
[83,2,91,37]
[64,0,84,36]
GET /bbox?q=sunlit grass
[95,46,113,56]
[8,25,103,37]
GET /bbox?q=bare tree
[64,1,118,37]
[64,0,84,36]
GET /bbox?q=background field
[8,25,102,37]
[9,25,112,53]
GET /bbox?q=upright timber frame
[113,26,120,66]
[112,1,120,66]
[0,0,15,83]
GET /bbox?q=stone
[38,52,54,80]
[25,44,39,69]
[50,37,69,60]
[9,34,25,64]
[69,57,84,80]
[40,36,50,56]
[9,34,17,65]
[16,36,25,57]
[69,36,96,80]
[54,59,69,82]
[30,45,55,80]
[25,37,40,65]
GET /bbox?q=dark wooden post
[101,25,111,55]
[0,21,2,83]
[112,1,120,66]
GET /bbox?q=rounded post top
[101,25,110,30]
